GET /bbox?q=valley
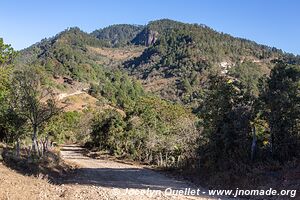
[0,18,299,200]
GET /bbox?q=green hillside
[16,27,109,82]
[91,24,144,47]
[124,19,291,104]
[15,19,300,107]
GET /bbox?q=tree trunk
[251,125,257,161]
[16,138,20,158]
[32,125,38,155]
[165,152,168,167]
[25,146,30,156]
[36,140,41,156]
[270,125,275,156]
[150,151,153,163]
[160,152,163,167]
[177,155,181,168]
[44,136,49,152]
[39,140,44,156]
[146,151,149,162]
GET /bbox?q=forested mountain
[91,24,144,47]
[17,19,299,105]
[124,19,290,104]
[3,19,298,190]
[16,27,109,82]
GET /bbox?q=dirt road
[60,145,229,200]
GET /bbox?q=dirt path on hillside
[57,91,85,100]
[59,145,230,200]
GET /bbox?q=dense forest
[0,19,299,190]
[91,24,144,47]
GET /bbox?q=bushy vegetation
[0,38,15,66]
[87,64,198,167]
[87,60,299,175]
[228,61,266,96]
[198,75,254,171]
[258,62,300,162]
[196,62,299,183]
[88,70,144,111]
[89,96,198,167]
[43,111,90,144]
[0,42,64,156]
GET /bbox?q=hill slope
[91,24,144,47]
[124,19,289,103]
[16,19,299,106]
[15,27,146,113]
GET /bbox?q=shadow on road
[61,167,189,191]
[59,145,193,191]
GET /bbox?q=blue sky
[1,0,299,55]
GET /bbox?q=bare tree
[10,68,62,155]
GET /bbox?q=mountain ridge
[15,19,300,105]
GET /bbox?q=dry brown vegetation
[0,161,118,200]
[142,77,177,93]
[60,93,99,112]
[87,46,145,61]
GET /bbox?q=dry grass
[61,93,99,112]
[0,155,109,200]
[0,148,75,200]
[87,46,144,61]
[59,92,126,117]
[1,147,75,181]
[142,77,177,93]
[0,163,64,200]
